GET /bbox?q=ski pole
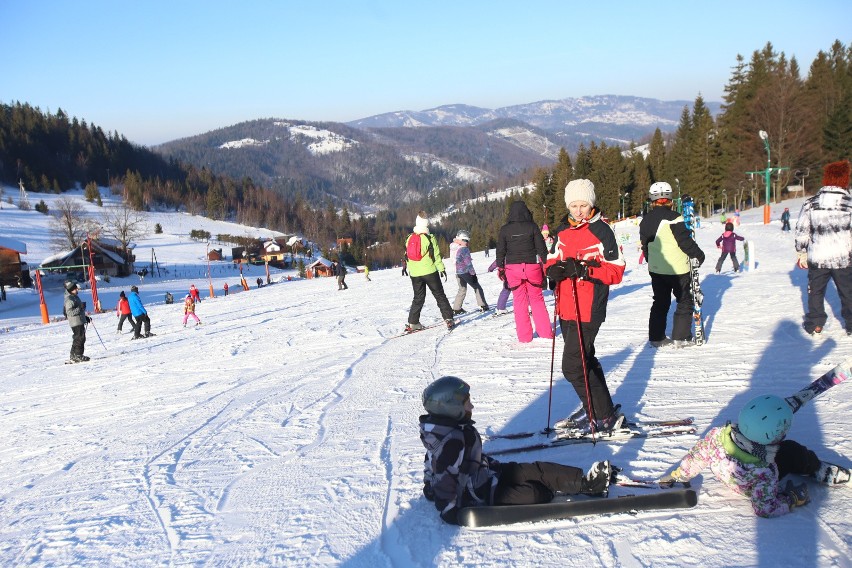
[87,317,107,351]
[545,285,560,434]
[570,273,596,443]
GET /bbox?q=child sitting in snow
[714,222,744,273]
[661,394,849,517]
[182,294,201,327]
[419,376,612,525]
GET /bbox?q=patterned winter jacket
[184,296,196,314]
[454,243,476,276]
[419,414,499,525]
[676,425,792,517]
[640,205,705,275]
[795,185,852,269]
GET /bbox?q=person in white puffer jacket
[794,159,852,336]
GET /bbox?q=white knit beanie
[564,179,596,207]
[414,211,430,234]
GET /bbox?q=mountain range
[155,95,721,210]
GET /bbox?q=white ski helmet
[455,230,471,242]
[738,395,793,444]
[422,376,470,420]
[648,181,673,201]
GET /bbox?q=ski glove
[497,268,506,282]
[439,270,447,282]
[780,480,810,509]
[546,259,585,282]
[796,251,808,269]
[86,316,92,324]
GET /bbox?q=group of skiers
[414,159,852,525]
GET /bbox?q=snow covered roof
[307,257,332,268]
[0,236,27,253]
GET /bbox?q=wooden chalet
[0,237,30,287]
[40,238,135,278]
[306,257,334,279]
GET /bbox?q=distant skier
[639,182,705,348]
[780,207,791,231]
[223,282,229,296]
[189,284,201,303]
[182,294,201,327]
[419,376,612,525]
[661,394,849,517]
[64,280,91,362]
[115,290,135,334]
[128,285,154,339]
[335,261,348,290]
[714,222,744,273]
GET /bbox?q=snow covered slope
[0,191,849,566]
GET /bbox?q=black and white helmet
[455,230,471,242]
[64,280,78,292]
[422,376,470,420]
[648,182,673,201]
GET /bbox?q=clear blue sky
[2,1,850,146]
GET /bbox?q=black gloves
[547,259,586,282]
[497,268,506,281]
[86,316,92,324]
[439,270,447,282]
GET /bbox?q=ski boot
[581,460,612,496]
[814,461,851,485]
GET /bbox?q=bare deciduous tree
[50,196,97,251]
[101,203,149,273]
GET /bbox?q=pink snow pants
[504,263,553,342]
[183,313,200,325]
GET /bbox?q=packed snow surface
[0,190,850,566]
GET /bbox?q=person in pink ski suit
[182,294,201,327]
[496,201,553,342]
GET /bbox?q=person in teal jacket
[405,212,455,332]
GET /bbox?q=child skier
[661,394,849,517]
[714,222,745,273]
[419,376,612,525]
[182,294,201,327]
[116,290,135,333]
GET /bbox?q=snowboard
[457,489,698,527]
[742,240,755,272]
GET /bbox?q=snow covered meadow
[0,189,850,567]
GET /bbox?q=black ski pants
[649,272,694,341]
[493,461,584,505]
[133,314,151,337]
[117,313,135,332]
[804,266,852,332]
[559,319,615,421]
[776,439,821,479]
[408,271,454,324]
[70,325,86,359]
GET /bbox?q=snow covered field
[0,189,849,567]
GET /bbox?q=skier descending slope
[661,394,850,517]
[418,376,611,525]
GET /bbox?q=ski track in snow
[1,190,851,566]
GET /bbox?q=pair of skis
[458,358,850,527]
[682,196,705,346]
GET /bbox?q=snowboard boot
[144,332,156,338]
[649,338,673,348]
[79,355,90,362]
[672,338,695,349]
[814,461,851,485]
[581,460,612,496]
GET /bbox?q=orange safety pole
[35,270,50,323]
